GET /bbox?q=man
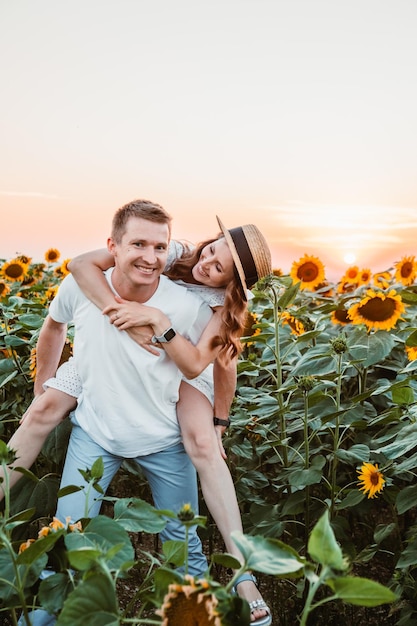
[27,199,215,623]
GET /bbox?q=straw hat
[216,216,272,300]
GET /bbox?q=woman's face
[191,237,235,288]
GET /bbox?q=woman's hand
[126,326,161,356]
[102,296,170,332]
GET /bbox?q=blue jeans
[56,422,207,576]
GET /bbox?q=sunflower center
[334,309,349,323]
[370,471,380,486]
[358,297,396,322]
[297,262,319,282]
[5,263,25,279]
[401,262,413,278]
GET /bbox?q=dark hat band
[229,227,259,288]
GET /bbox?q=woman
[2,216,272,625]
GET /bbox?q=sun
[343,252,356,265]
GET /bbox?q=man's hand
[214,424,228,460]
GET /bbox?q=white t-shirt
[49,269,213,457]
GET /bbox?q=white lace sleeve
[165,240,187,270]
[184,284,225,308]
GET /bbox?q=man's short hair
[111,199,172,243]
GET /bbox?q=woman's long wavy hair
[164,237,248,362]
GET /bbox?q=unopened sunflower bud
[177,503,196,522]
[297,376,316,393]
[331,336,348,354]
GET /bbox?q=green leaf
[90,456,104,479]
[288,468,323,488]
[396,484,417,514]
[337,490,364,510]
[308,511,347,570]
[65,516,134,571]
[113,497,167,533]
[363,332,396,368]
[392,384,414,406]
[211,552,242,570]
[4,335,28,347]
[375,423,417,459]
[336,444,370,464]
[405,329,417,346]
[326,576,397,606]
[16,313,45,329]
[56,572,119,626]
[374,523,396,544]
[230,531,304,576]
[162,540,186,567]
[39,572,73,614]
[396,548,417,568]
[277,281,300,310]
[58,484,84,498]
[67,547,104,570]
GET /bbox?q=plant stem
[303,390,310,551]
[271,287,288,467]
[330,353,343,518]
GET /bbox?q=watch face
[164,328,176,342]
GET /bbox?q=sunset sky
[2,0,417,280]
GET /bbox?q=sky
[2,0,417,280]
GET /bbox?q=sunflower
[44,248,60,263]
[18,539,35,554]
[17,254,32,265]
[242,312,261,346]
[348,289,405,332]
[343,266,360,283]
[59,258,71,276]
[281,311,305,336]
[272,268,283,277]
[156,576,221,626]
[58,339,73,367]
[290,254,325,290]
[358,268,372,286]
[357,462,385,499]
[313,281,334,297]
[394,255,417,286]
[405,345,417,361]
[29,347,37,379]
[0,280,10,299]
[373,271,392,290]
[331,308,351,326]
[21,274,36,287]
[0,258,29,282]
[45,286,59,301]
[336,280,357,294]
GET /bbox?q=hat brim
[216,215,249,300]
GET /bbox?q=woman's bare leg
[177,381,268,622]
[0,389,76,498]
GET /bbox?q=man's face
[108,216,169,292]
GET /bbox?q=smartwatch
[151,327,177,344]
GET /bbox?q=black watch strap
[213,417,230,428]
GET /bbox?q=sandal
[232,572,272,626]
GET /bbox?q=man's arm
[34,315,68,396]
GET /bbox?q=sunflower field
[2,250,417,625]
